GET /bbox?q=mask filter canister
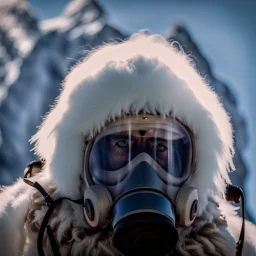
[112,189,179,256]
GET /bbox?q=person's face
[107,129,170,171]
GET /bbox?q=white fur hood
[32,34,234,214]
[1,34,256,256]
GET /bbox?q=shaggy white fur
[0,179,31,255]
[22,190,255,256]
[31,34,234,213]
[0,34,256,255]
[0,172,51,255]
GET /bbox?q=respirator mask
[83,115,198,256]
[23,117,245,256]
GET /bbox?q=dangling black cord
[47,225,60,255]
[226,184,245,256]
[23,179,83,256]
[236,191,245,256]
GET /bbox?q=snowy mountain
[0,0,252,220]
[0,0,126,184]
[0,0,40,103]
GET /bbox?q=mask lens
[88,117,193,188]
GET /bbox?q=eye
[116,140,129,148]
[156,143,167,152]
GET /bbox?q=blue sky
[27,0,256,220]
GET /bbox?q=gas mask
[23,115,245,256]
[83,115,198,256]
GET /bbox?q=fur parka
[0,34,256,256]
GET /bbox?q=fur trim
[31,34,234,214]
[0,172,52,255]
[0,179,33,256]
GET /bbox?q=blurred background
[0,0,255,222]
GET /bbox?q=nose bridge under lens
[122,161,164,192]
[129,135,162,157]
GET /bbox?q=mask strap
[23,179,83,256]
[236,191,245,256]
[225,184,245,256]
